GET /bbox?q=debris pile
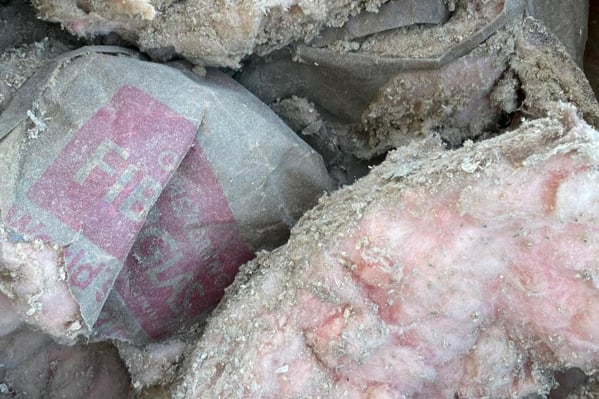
[1,0,598,397]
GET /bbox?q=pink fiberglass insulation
[0,230,82,343]
[173,104,599,398]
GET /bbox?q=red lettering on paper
[27,85,197,263]
[66,248,106,290]
[4,206,52,242]
[108,143,253,340]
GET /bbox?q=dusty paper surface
[95,137,254,341]
[3,82,200,335]
[0,47,331,343]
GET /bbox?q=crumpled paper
[0,46,332,343]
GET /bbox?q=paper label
[8,85,198,326]
[97,143,253,340]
